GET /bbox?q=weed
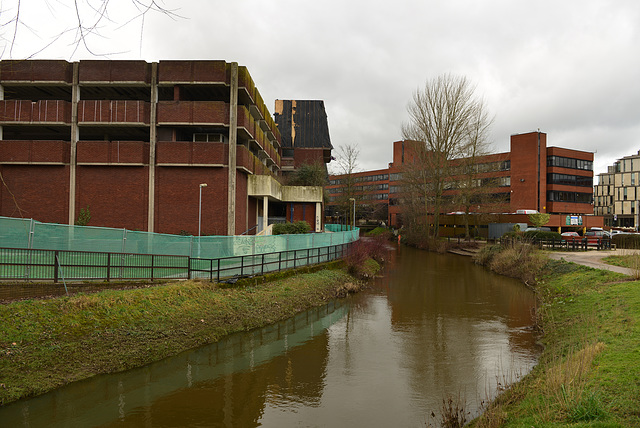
[439,393,469,428]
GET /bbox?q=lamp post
[198,183,208,237]
[349,198,355,230]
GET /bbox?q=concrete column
[227,63,238,235]
[68,62,80,225]
[262,196,268,233]
[315,202,322,232]
[148,63,158,233]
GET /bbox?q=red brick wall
[509,132,547,212]
[0,100,71,123]
[0,164,69,223]
[247,197,258,235]
[0,60,72,82]
[77,100,150,124]
[155,167,229,235]
[235,171,248,235]
[158,61,228,83]
[0,140,70,163]
[286,202,315,227]
[78,60,150,83]
[157,101,228,124]
[77,141,149,164]
[76,166,149,230]
[156,142,227,165]
[293,148,326,168]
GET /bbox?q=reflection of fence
[0,243,352,283]
[0,216,359,259]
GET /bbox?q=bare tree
[401,74,492,239]
[453,101,495,238]
[331,144,360,226]
[1,0,179,58]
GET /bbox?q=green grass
[0,263,360,405]
[471,258,640,427]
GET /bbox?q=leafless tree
[330,144,361,226]
[401,74,493,239]
[453,101,496,238]
[1,0,180,58]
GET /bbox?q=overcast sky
[3,0,640,177]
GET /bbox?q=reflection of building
[327,132,597,230]
[0,60,323,235]
[594,151,640,229]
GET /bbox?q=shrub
[612,233,640,249]
[344,237,388,278]
[272,221,311,235]
[475,242,546,286]
[523,230,562,241]
[365,227,393,240]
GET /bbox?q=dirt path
[546,249,640,276]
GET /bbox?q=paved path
[546,249,640,276]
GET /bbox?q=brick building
[0,60,323,235]
[327,131,599,231]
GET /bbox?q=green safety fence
[0,217,359,259]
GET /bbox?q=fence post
[217,259,221,282]
[261,254,265,275]
[210,259,213,281]
[188,257,192,280]
[151,254,155,281]
[54,250,59,283]
[278,252,282,271]
[107,253,111,282]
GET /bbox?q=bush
[612,234,640,249]
[523,230,562,241]
[365,227,393,240]
[345,237,388,278]
[474,242,546,286]
[272,221,311,235]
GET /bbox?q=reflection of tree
[376,247,539,414]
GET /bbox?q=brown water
[0,245,540,427]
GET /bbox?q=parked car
[585,229,610,245]
[561,231,581,242]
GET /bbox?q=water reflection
[0,245,540,427]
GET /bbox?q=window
[547,191,593,204]
[193,133,225,142]
[547,156,593,171]
[547,173,593,187]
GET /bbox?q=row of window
[547,173,593,187]
[546,191,593,204]
[547,156,593,171]
[327,193,389,202]
[329,174,389,186]
[327,183,389,194]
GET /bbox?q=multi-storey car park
[0,60,327,236]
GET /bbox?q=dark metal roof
[274,100,333,149]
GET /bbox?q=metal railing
[498,237,612,251]
[0,243,352,283]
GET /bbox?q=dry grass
[536,341,606,421]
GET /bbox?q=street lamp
[198,183,208,237]
[349,198,355,230]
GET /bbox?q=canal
[0,245,540,427]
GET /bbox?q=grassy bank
[473,245,640,427]
[0,263,362,406]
